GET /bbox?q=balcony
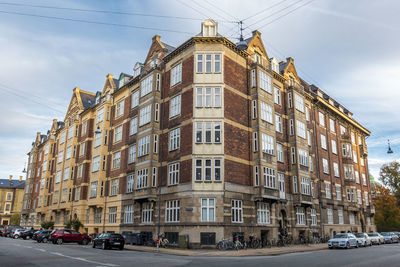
[293,194,313,206]
[340,134,351,142]
[359,144,368,158]
[253,187,279,202]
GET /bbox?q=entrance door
[278,174,285,199]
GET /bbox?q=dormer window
[254,53,262,64]
[201,19,218,37]
[133,62,143,78]
[270,57,279,73]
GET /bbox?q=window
[58,151,63,163]
[112,151,121,169]
[128,145,136,164]
[296,120,306,139]
[53,191,59,204]
[298,149,308,167]
[141,75,153,97]
[289,119,294,135]
[342,143,352,157]
[108,207,117,223]
[201,233,216,246]
[322,158,329,174]
[65,146,72,160]
[353,150,358,163]
[169,128,180,151]
[154,103,159,122]
[319,112,325,127]
[344,165,354,180]
[253,132,258,152]
[168,163,179,185]
[351,132,356,144]
[325,183,331,199]
[137,168,148,189]
[196,53,222,73]
[131,90,139,108]
[257,202,270,224]
[90,181,98,198]
[129,118,138,136]
[329,119,335,132]
[94,208,102,224]
[327,209,333,224]
[195,159,221,182]
[78,164,83,178]
[301,177,311,195]
[142,202,153,223]
[115,100,124,118]
[261,133,274,155]
[197,54,203,72]
[6,192,12,201]
[113,125,123,143]
[104,130,108,145]
[288,92,293,108]
[259,71,271,93]
[311,209,317,226]
[96,107,104,124]
[349,212,355,224]
[331,140,337,154]
[357,191,362,204]
[139,104,152,126]
[45,144,49,155]
[153,134,158,154]
[320,134,327,149]
[170,63,182,86]
[362,173,367,186]
[309,156,313,171]
[294,93,304,113]
[169,95,181,118]
[94,132,102,147]
[274,87,281,105]
[296,207,305,225]
[355,171,360,183]
[263,167,276,189]
[166,200,180,222]
[338,209,344,224]
[56,171,61,183]
[138,135,150,157]
[307,131,311,146]
[92,156,100,172]
[340,125,346,135]
[194,121,222,144]
[291,147,296,164]
[275,114,282,133]
[75,187,80,201]
[260,101,273,123]
[336,185,342,200]
[82,121,87,136]
[60,131,66,144]
[333,162,339,177]
[196,87,221,108]
[364,191,369,205]
[251,69,256,87]
[124,205,134,223]
[277,143,284,162]
[214,54,221,73]
[110,178,119,196]
[127,174,134,193]
[152,167,157,187]
[231,200,243,223]
[62,167,69,181]
[254,166,259,186]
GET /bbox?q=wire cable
[202,0,239,22]
[0,9,195,35]
[242,0,291,22]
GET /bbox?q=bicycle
[216,238,234,250]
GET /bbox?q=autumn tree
[380,161,400,201]
[373,184,400,231]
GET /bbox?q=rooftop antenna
[387,139,394,154]
[236,21,248,51]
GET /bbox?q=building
[22,19,375,247]
[0,176,25,225]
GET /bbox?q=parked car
[36,230,52,243]
[328,233,359,249]
[92,233,125,250]
[32,230,41,240]
[381,232,399,244]
[3,225,20,237]
[20,229,36,240]
[50,229,91,245]
[12,229,26,239]
[368,232,384,245]
[355,233,372,247]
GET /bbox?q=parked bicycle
[216,238,234,250]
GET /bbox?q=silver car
[382,232,399,244]
[328,233,359,249]
[355,233,372,247]
[12,229,25,239]
[368,232,384,245]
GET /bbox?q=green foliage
[65,219,84,231]
[10,213,21,225]
[41,221,54,230]
[380,161,400,202]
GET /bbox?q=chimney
[19,176,22,182]
[9,175,12,182]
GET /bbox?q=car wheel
[42,237,48,243]
[56,238,63,245]
[102,242,107,250]
[346,242,350,249]
[14,235,19,239]
[82,239,88,245]
[26,236,30,240]
[119,245,124,250]
[355,242,359,248]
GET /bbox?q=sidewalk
[124,243,327,257]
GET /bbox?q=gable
[282,57,300,81]
[64,87,85,122]
[101,74,118,95]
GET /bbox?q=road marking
[50,252,118,266]
[35,248,46,252]
[22,245,32,248]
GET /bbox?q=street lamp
[387,139,394,154]
[95,126,101,134]
[22,162,27,173]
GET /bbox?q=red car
[50,229,91,245]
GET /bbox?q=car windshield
[368,233,378,236]
[382,233,391,236]
[109,234,123,238]
[355,233,364,238]
[333,233,348,238]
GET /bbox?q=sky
[0,0,399,181]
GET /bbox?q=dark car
[92,233,125,250]
[36,230,52,243]
[32,230,41,240]
[0,227,4,236]
[20,229,35,240]
[3,225,19,237]
[50,229,91,245]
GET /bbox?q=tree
[10,213,21,225]
[65,219,84,231]
[379,161,400,201]
[41,221,54,230]
[373,184,400,231]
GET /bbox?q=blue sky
[0,0,399,180]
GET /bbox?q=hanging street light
[387,139,394,154]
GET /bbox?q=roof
[0,179,25,189]
[161,42,176,55]
[80,91,96,110]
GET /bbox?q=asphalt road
[1,237,400,267]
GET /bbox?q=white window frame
[168,163,179,185]
[201,198,215,222]
[169,95,181,118]
[231,200,243,223]
[169,128,181,151]
[170,63,182,86]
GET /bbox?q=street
[1,237,400,267]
